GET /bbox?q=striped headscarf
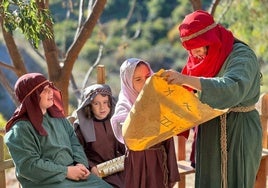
[74,84,115,142]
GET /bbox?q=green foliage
[146,0,178,20]
[170,0,193,24]
[142,18,170,45]
[261,66,268,93]
[0,114,10,160]
[215,0,268,64]
[54,20,78,52]
[51,0,268,94]
[0,113,6,130]
[80,41,100,61]
[101,0,131,22]
[2,0,53,48]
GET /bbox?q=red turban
[178,10,234,77]
[5,73,65,135]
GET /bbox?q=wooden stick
[97,65,105,84]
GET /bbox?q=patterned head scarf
[5,73,65,135]
[74,84,115,142]
[178,10,234,77]
[110,58,154,144]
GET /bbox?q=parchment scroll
[97,155,125,178]
[122,69,227,151]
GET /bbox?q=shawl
[5,73,65,135]
[74,84,115,142]
[110,58,154,144]
[178,10,234,77]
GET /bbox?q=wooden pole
[0,135,17,188]
[97,65,106,84]
[261,93,268,148]
[178,136,186,188]
[254,93,268,188]
[0,135,6,188]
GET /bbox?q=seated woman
[4,73,111,188]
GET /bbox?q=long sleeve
[4,121,67,184]
[4,114,89,185]
[200,43,260,109]
[64,120,88,167]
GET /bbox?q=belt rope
[220,105,255,188]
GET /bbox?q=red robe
[124,138,179,188]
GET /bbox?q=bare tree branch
[0,69,19,106]
[64,0,107,70]
[82,44,104,89]
[0,61,18,73]
[216,0,233,22]
[189,0,202,11]
[208,0,221,16]
[122,0,142,40]
[75,0,85,39]
[1,21,27,77]
[124,0,137,27]
[69,44,104,106]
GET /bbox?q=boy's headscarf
[5,73,65,135]
[178,10,234,77]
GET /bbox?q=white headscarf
[110,58,154,144]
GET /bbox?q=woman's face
[190,46,208,60]
[132,63,151,93]
[39,85,54,114]
[91,93,111,120]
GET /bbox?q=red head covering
[5,73,65,135]
[178,10,234,77]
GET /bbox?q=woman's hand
[67,163,90,181]
[76,163,90,180]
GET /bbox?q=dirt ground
[5,132,196,188]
